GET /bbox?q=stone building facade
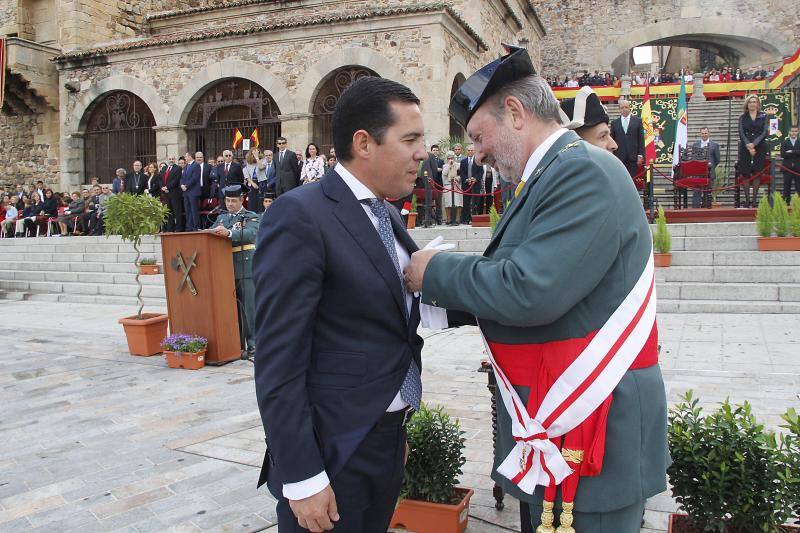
[0,0,545,190]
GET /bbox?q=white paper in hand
[418,236,453,329]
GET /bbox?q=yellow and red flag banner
[232,128,244,150]
[640,82,656,183]
[249,128,260,148]
[0,38,6,111]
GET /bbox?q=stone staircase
[1,221,798,313]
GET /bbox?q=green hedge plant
[489,204,500,234]
[653,206,671,254]
[790,193,800,238]
[668,391,796,532]
[103,193,169,318]
[772,192,790,237]
[401,403,466,505]
[756,195,773,237]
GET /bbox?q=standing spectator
[145,163,160,197]
[610,98,645,179]
[300,143,325,185]
[441,151,461,224]
[181,153,201,231]
[162,156,184,232]
[217,150,245,194]
[425,144,444,222]
[195,152,212,201]
[13,183,24,201]
[125,160,146,195]
[732,68,744,81]
[738,94,769,207]
[2,196,17,237]
[91,184,115,236]
[453,142,464,162]
[325,154,337,172]
[243,147,266,212]
[34,181,45,203]
[781,126,800,202]
[263,150,277,194]
[57,191,84,236]
[459,144,483,224]
[112,168,125,194]
[79,186,101,236]
[483,165,495,214]
[691,127,721,207]
[274,136,301,196]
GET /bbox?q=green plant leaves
[103,193,169,248]
[653,206,671,254]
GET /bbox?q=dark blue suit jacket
[180,161,201,197]
[253,168,423,498]
[459,157,485,188]
[264,160,278,190]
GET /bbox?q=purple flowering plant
[161,333,208,353]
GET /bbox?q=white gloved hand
[418,236,454,329]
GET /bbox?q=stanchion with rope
[648,163,655,223]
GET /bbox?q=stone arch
[169,60,293,125]
[602,18,795,74]
[297,47,411,115]
[71,75,167,133]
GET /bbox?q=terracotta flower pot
[118,313,169,356]
[164,349,206,370]
[668,513,800,532]
[711,201,723,209]
[138,264,159,275]
[471,214,490,227]
[654,253,672,267]
[757,236,800,251]
[406,212,418,229]
[390,487,473,533]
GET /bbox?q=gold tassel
[555,501,575,533]
[536,500,556,533]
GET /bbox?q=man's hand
[211,225,229,238]
[404,248,439,293]
[289,485,339,532]
[637,155,644,165]
[162,186,168,193]
[180,185,187,191]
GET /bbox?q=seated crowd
[0,138,337,238]
[547,64,777,89]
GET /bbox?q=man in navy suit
[180,154,201,231]
[458,143,484,223]
[253,77,427,533]
[216,150,245,198]
[161,155,184,232]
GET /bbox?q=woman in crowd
[14,196,34,237]
[243,147,267,212]
[57,191,85,236]
[738,94,769,207]
[1,196,18,237]
[707,69,720,82]
[19,191,43,236]
[732,68,744,81]
[42,189,58,218]
[441,150,462,224]
[145,162,160,197]
[300,142,325,185]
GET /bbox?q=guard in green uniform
[210,185,259,357]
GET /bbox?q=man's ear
[351,130,373,160]
[504,96,527,131]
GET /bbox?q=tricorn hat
[449,44,536,128]
[223,184,246,198]
[262,191,276,200]
[559,86,610,130]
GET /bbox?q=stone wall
[0,0,16,35]
[0,111,60,191]
[531,0,800,76]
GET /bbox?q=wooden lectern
[160,231,241,364]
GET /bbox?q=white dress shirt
[621,115,630,133]
[281,163,413,501]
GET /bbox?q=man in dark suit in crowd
[263,150,278,193]
[782,125,800,202]
[274,136,301,197]
[459,143,484,223]
[195,151,213,201]
[253,77,426,532]
[161,155,184,232]
[216,150,245,198]
[419,144,444,223]
[125,160,147,195]
[691,127,721,207]
[180,154,201,231]
[610,99,645,179]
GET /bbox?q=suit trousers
[783,164,800,201]
[622,160,639,179]
[235,277,256,351]
[167,195,184,232]
[275,421,406,533]
[484,176,494,214]
[183,195,200,232]
[528,499,645,533]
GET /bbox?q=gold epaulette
[558,141,581,154]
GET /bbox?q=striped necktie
[515,181,525,198]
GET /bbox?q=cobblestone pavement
[1,301,798,532]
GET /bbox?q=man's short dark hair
[178,157,186,162]
[332,77,420,163]
[431,144,439,150]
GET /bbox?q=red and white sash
[481,248,657,494]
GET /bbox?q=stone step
[670,236,757,251]
[657,281,800,302]
[0,252,162,263]
[0,269,165,285]
[0,279,167,298]
[0,241,161,254]
[24,292,166,308]
[657,298,800,314]
[655,265,800,283]
[0,260,139,273]
[671,251,800,267]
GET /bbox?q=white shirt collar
[520,128,569,184]
[334,163,376,201]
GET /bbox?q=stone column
[59,132,84,190]
[620,75,632,98]
[153,125,188,161]
[278,113,313,152]
[691,72,706,102]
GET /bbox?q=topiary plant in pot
[390,403,473,533]
[757,193,800,251]
[667,391,799,532]
[104,192,170,356]
[652,206,672,267]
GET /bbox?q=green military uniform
[211,196,259,354]
[422,46,669,533]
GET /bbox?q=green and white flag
[671,78,688,176]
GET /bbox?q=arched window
[312,67,379,155]
[449,74,467,140]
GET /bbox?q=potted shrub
[710,167,725,209]
[161,334,207,370]
[653,206,672,267]
[667,391,799,532]
[780,408,800,525]
[757,192,800,251]
[104,193,170,356]
[390,403,473,533]
[138,257,159,275]
[791,194,800,239]
[406,193,419,229]
[489,203,500,234]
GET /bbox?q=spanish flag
[249,128,260,148]
[640,82,656,183]
[232,128,244,149]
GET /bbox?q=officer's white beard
[490,125,525,183]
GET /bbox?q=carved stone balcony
[5,37,60,111]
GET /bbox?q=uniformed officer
[261,190,275,214]
[210,185,259,358]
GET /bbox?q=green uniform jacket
[211,208,259,279]
[422,130,669,513]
